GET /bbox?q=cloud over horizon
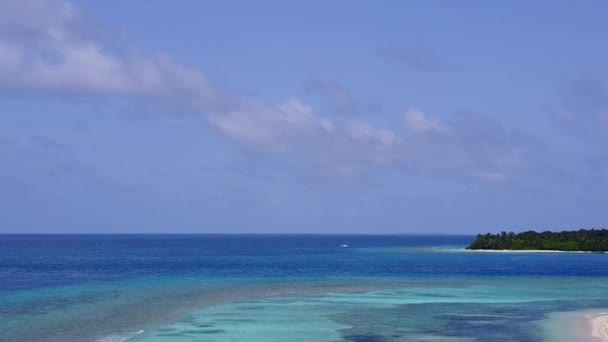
[0,0,543,184]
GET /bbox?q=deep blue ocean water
[1,234,607,341]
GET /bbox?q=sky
[1,0,608,234]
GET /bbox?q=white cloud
[207,98,336,152]
[0,0,212,103]
[0,0,538,183]
[403,108,453,136]
[306,80,358,114]
[402,109,531,182]
[346,121,400,147]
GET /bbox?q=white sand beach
[540,311,608,342]
[590,314,608,342]
[463,249,603,254]
[437,247,605,254]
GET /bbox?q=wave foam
[94,330,144,342]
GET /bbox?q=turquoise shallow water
[128,278,608,342]
[1,235,607,341]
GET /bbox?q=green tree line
[467,229,608,252]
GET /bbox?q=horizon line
[0,232,477,236]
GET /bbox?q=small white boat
[340,244,350,248]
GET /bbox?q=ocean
[1,234,607,342]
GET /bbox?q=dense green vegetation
[467,229,608,252]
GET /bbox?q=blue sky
[1,1,608,233]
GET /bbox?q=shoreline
[541,310,608,342]
[589,313,608,342]
[585,312,608,342]
[466,249,605,254]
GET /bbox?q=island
[467,229,608,252]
